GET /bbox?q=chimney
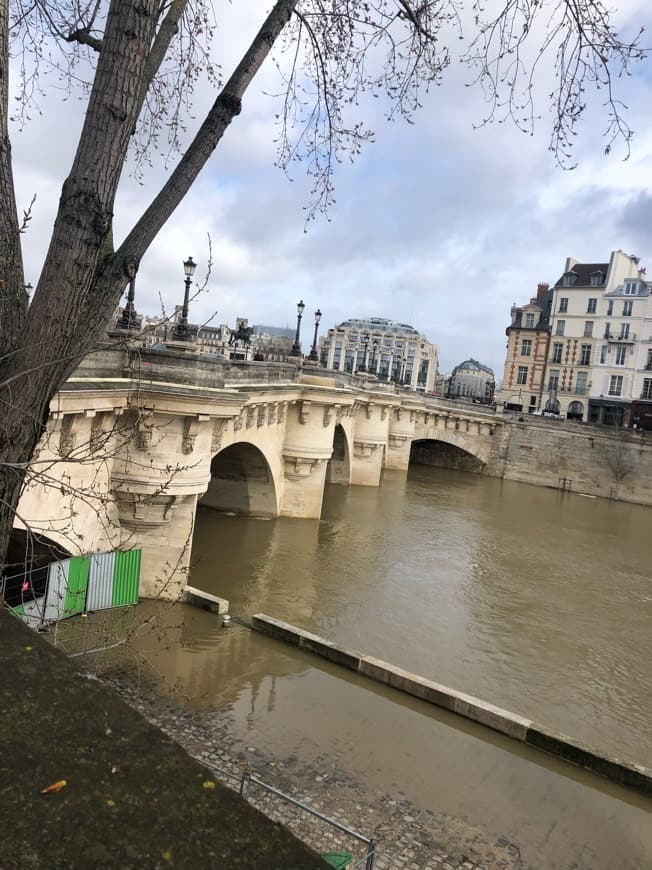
[536,282,549,302]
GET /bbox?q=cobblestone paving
[103,673,525,869]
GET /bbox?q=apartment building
[496,250,652,427]
[319,317,438,391]
[448,359,495,402]
[542,250,650,425]
[495,282,553,412]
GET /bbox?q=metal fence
[2,550,141,629]
[193,758,375,869]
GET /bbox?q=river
[191,467,652,767]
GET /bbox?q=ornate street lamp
[173,256,197,341]
[369,338,379,374]
[357,334,369,373]
[291,299,306,356]
[308,308,322,362]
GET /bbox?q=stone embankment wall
[497,417,652,505]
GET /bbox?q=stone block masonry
[251,614,652,797]
[494,417,652,505]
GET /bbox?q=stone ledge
[250,613,652,796]
[182,585,229,615]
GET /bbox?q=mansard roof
[452,358,494,377]
[554,263,609,287]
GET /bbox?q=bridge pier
[278,398,335,518]
[384,407,417,471]
[349,401,391,486]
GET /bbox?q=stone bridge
[15,346,506,598]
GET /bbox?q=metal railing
[192,758,376,869]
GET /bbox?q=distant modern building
[495,282,553,412]
[448,359,495,402]
[319,317,438,391]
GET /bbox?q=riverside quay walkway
[0,608,326,869]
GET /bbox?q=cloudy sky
[10,1,652,374]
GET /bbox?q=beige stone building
[497,251,652,427]
[320,317,438,391]
[448,359,495,402]
[543,250,649,425]
[495,283,552,412]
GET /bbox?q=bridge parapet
[74,343,299,389]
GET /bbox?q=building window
[600,345,608,364]
[646,350,652,371]
[580,344,591,366]
[517,366,528,385]
[608,375,623,396]
[555,320,565,336]
[525,313,536,328]
[575,372,588,395]
[559,298,568,313]
[623,300,633,316]
[624,280,638,295]
[607,300,613,315]
[615,346,627,366]
[529,395,537,406]
[521,339,532,356]
[587,298,597,313]
[620,323,630,340]
[583,321,593,337]
[642,379,652,399]
[552,342,563,364]
[548,370,560,391]
[562,274,575,287]
[590,272,603,286]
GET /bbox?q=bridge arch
[409,437,487,473]
[325,424,351,485]
[199,442,279,517]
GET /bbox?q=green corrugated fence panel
[112,549,141,607]
[63,556,90,617]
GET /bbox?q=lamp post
[173,256,197,341]
[118,272,137,331]
[308,308,322,362]
[369,338,379,374]
[291,299,306,356]
[357,334,369,373]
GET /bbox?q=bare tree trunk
[0,0,28,353]
[0,0,298,573]
[0,0,161,570]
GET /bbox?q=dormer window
[590,271,604,286]
[525,313,535,328]
[562,272,577,287]
[624,280,638,295]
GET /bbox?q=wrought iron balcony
[605,332,636,343]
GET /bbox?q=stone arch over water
[200,442,279,517]
[409,437,486,474]
[326,424,351,485]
